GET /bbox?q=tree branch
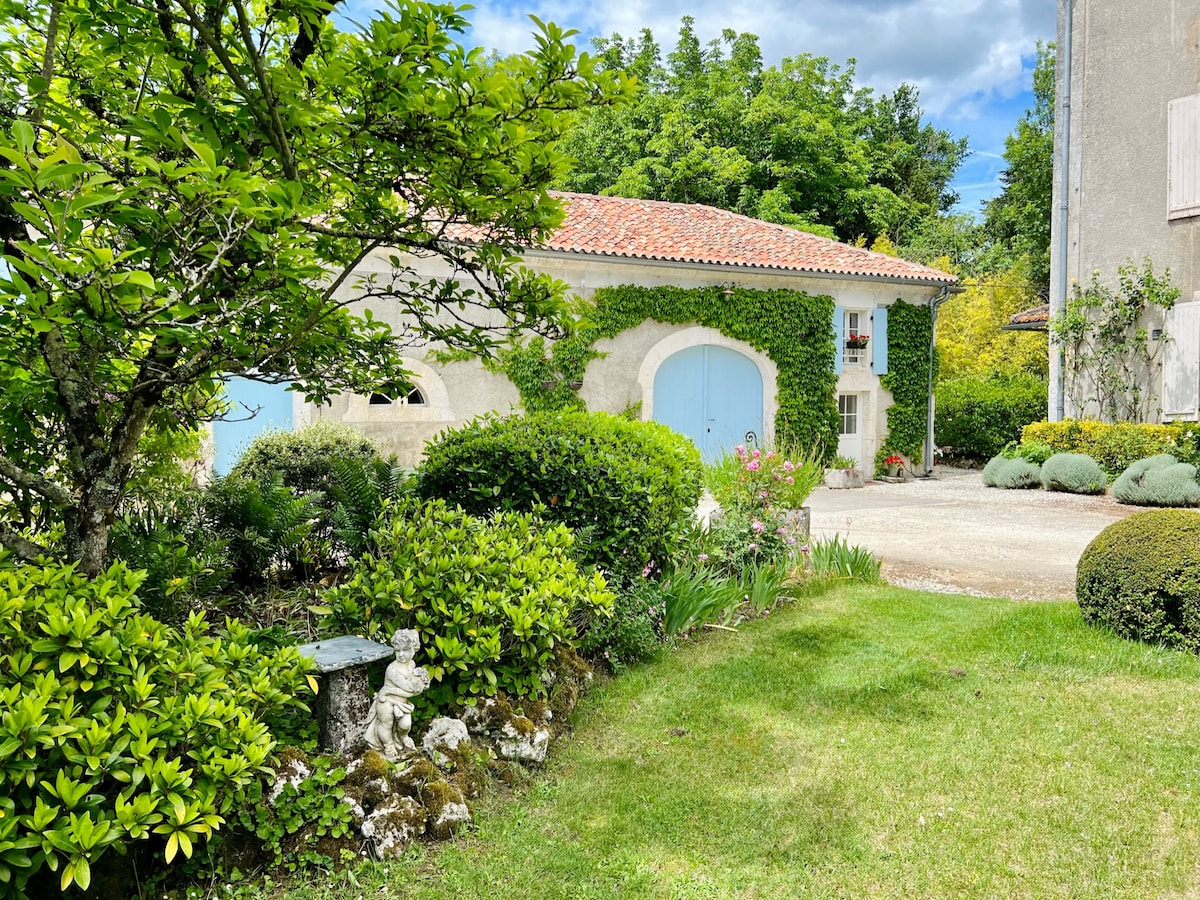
[30,0,62,126]
[0,527,52,564]
[288,0,342,70]
[0,453,74,508]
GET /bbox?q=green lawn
[265,586,1200,899]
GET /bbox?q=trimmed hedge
[1111,454,1200,507]
[982,454,1042,489]
[417,411,703,581]
[1040,452,1107,494]
[1022,419,1200,475]
[230,421,379,495]
[936,375,1048,462]
[1076,509,1200,652]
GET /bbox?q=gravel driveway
[805,467,1139,601]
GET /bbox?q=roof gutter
[925,285,958,476]
[514,247,959,290]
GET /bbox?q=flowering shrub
[706,444,824,512]
[703,445,819,577]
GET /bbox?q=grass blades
[262,585,1200,900]
[807,533,882,583]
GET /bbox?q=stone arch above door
[638,326,777,454]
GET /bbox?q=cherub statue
[364,629,430,759]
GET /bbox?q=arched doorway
[652,344,764,461]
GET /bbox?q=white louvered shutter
[1168,94,1200,220]
[1163,302,1200,420]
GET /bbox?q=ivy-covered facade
[290,193,953,471]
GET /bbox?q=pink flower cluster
[731,444,813,511]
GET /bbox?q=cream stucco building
[217,193,956,472]
[1051,0,1200,421]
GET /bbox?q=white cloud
[458,0,1054,118]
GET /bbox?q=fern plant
[204,472,324,583]
[329,456,411,558]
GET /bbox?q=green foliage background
[935,373,1047,462]
[559,19,968,245]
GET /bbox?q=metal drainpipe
[1053,0,1073,421]
[925,286,952,476]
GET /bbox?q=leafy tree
[558,19,967,244]
[0,0,629,574]
[935,258,1048,381]
[984,42,1055,290]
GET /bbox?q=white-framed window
[1169,94,1200,220]
[843,310,868,367]
[838,393,858,436]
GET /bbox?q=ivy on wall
[504,285,840,455]
[879,299,935,461]
[496,335,593,413]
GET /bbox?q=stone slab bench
[297,635,393,754]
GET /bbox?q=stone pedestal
[298,635,394,754]
[780,507,811,540]
[825,467,865,489]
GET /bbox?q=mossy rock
[1076,509,1200,652]
[439,743,490,799]
[418,780,471,839]
[548,648,592,723]
[392,757,440,797]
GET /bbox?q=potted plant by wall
[884,454,904,477]
[825,454,865,489]
[845,332,870,350]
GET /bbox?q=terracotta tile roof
[450,192,957,286]
[1002,304,1050,330]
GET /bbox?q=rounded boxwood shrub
[230,421,379,495]
[324,499,615,717]
[1111,454,1200,507]
[417,411,704,581]
[982,454,1042,489]
[935,374,1048,463]
[1040,452,1107,494]
[1076,509,1200,652]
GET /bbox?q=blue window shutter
[872,306,888,375]
[833,305,845,375]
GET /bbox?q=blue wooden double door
[652,344,764,461]
[211,378,293,475]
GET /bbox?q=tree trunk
[74,476,122,577]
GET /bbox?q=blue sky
[349,0,1056,216]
